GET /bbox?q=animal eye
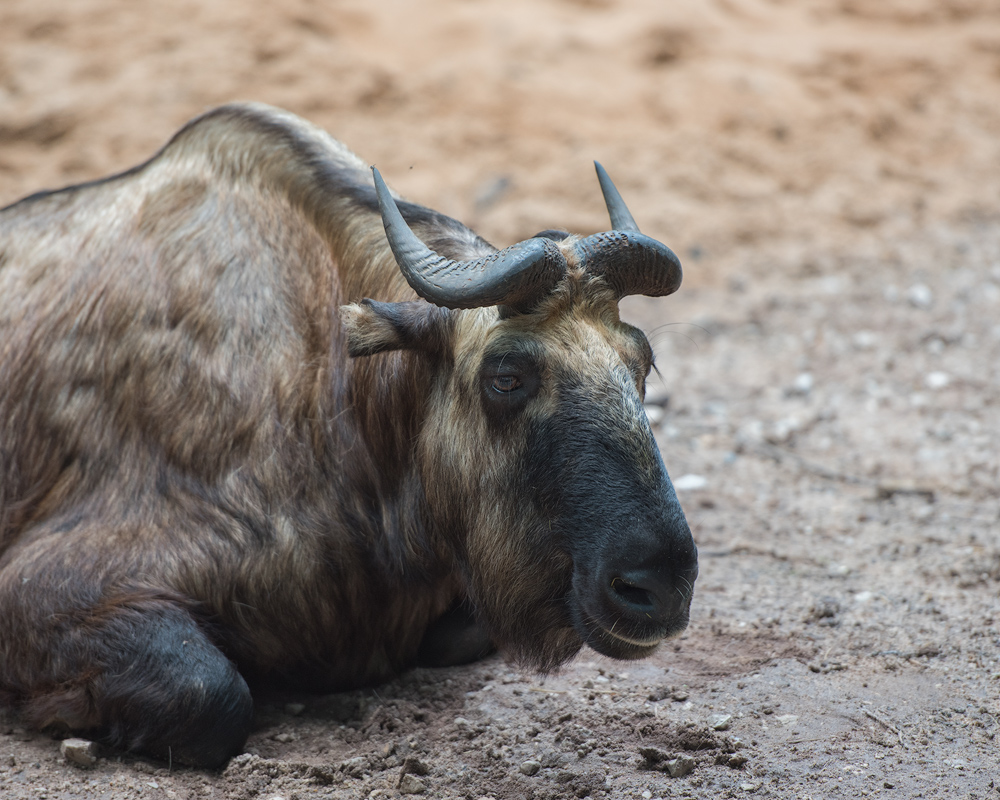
[491,375,522,393]
[479,352,540,418]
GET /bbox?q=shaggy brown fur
[0,103,696,767]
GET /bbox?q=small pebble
[673,474,707,492]
[398,774,426,794]
[851,332,877,350]
[792,372,814,394]
[906,283,933,308]
[519,760,541,776]
[60,738,98,768]
[708,713,732,731]
[925,371,950,390]
[665,756,696,778]
[671,689,689,702]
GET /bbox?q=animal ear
[341,299,452,358]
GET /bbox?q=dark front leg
[416,601,496,668]
[90,603,254,767]
[1,586,252,768]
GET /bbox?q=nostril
[610,577,655,611]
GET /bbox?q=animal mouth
[562,553,696,661]
[570,603,685,660]
[598,627,667,649]
[582,620,665,659]
[567,574,693,660]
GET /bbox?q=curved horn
[372,167,567,311]
[594,161,640,232]
[575,163,682,299]
[573,231,682,299]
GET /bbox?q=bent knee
[99,609,254,766]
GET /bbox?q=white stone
[852,331,878,350]
[673,474,707,491]
[665,755,696,777]
[906,283,933,308]
[60,738,98,767]
[708,713,733,731]
[925,371,951,389]
[793,372,814,393]
[644,405,665,425]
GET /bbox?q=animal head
[343,164,697,670]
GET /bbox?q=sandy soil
[2,1,1000,798]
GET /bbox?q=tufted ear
[341,299,453,358]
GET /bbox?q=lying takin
[0,103,698,768]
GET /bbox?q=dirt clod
[718,753,749,769]
[398,773,426,794]
[638,746,669,767]
[399,755,430,778]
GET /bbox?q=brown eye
[491,375,521,393]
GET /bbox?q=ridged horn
[574,163,683,299]
[372,167,567,311]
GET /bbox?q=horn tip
[371,166,395,214]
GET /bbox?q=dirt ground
[2,0,1000,798]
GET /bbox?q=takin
[0,103,698,768]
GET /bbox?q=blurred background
[2,0,999,276]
